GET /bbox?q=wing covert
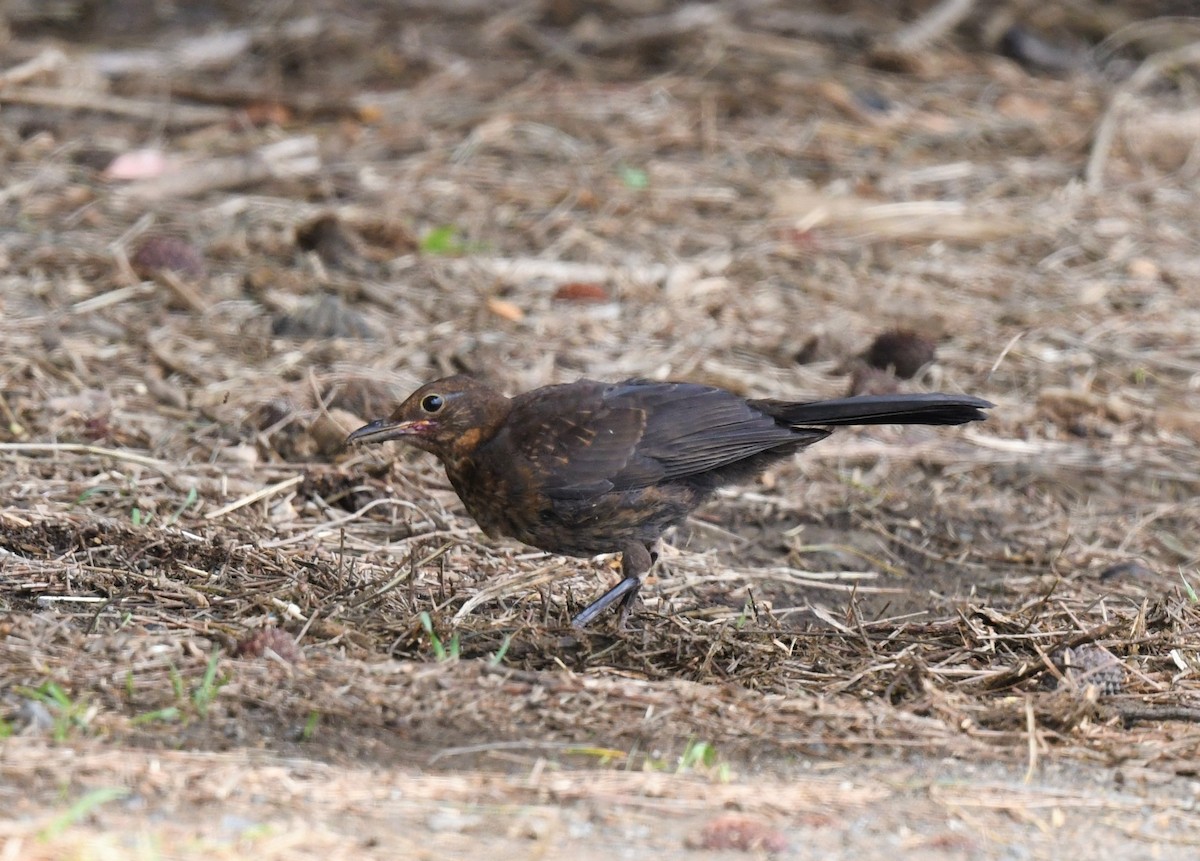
[499,379,807,497]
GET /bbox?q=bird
[347,375,992,627]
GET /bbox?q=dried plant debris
[271,294,381,340]
[847,363,902,397]
[1,1,1200,856]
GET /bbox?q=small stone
[131,235,207,280]
[296,214,367,271]
[1053,645,1123,696]
[686,814,788,854]
[235,628,303,664]
[863,329,936,379]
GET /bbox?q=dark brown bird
[347,376,991,626]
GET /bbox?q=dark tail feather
[751,393,993,427]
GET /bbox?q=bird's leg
[614,543,657,628]
[571,542,655,628]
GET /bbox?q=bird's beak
[345,418,431,445]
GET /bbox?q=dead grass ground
[2,1,1200,858]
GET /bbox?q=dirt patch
[3,1,1200,857]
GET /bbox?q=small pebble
[131,235,207,280]
[686,814,788,854]
[235,628,303,664]
[863,329,936,379]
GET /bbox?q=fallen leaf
[553,282,610,302]
[487,297,524,322]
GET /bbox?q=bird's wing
[505,380,814,498]
[501,381,647,498]
[611,380,820,483]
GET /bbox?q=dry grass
[2,1,1200,857]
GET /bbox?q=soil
[2,1,1200,858]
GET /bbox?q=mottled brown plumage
[348,375,991,626]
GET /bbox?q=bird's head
[346,375,511,461]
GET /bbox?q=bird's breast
[442,456,541,543]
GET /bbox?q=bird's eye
[420,394,445,413]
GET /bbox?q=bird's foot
[571,576,641,628]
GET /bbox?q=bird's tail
[751,393,992,427]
